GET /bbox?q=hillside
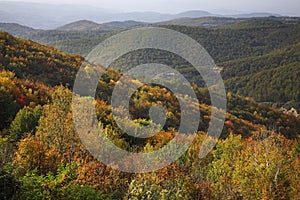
[221,17,300,29]
[219,42,300,109]
[0,31,299,200]
[225,62,300,108]
[0,32,299,137]
[12,17,297,111]
[1,17,299,61]
[165,20,300,63]
[220,42,300,79]
[28,17,300,61]
[28,29,116,56]
[0,23,39,37]
[90,19,299,109]
[230,12,282,18]
[0,32,82,86]
[175,10,215,18]
[56,20,104,31]
[158,17,244,27]
[57,20,146,32]
[102,20,147,29]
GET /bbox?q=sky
[4,0,300,16]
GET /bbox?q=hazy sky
[5,0,300,16]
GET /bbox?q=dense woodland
[4,17,297,110]
[0,17,300,200]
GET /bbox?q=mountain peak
[57,20,101,31]
[176,10,214,18]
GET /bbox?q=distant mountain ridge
[56,20,102,31]
[230,12,282,18]
[157,17,244,27]
[175,10,216,18]
[2,16,294,37]
[0,22,39,36]
[57,20,146,31]
[0,1,282,29]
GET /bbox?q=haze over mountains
[56,20,146,31]
[0,1,283,29]
[1,15,299,112]
[1,1,300,198]
[0,1,299,113]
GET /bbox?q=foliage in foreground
[0,86,299,200]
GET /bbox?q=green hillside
[56,20,146,32]
[157,17,244,27]
[220,42,300,79]
[222,17,300,29]
[29,30,117,56]
[220,42,300,109]
[2,17,298,61]
[225,63,300,107]
[164,21,300,63]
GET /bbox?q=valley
[0,3,299,199]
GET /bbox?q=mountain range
[56,20,146,31]
[0,2,300,199]
[1,16,299,112]
[0,1,282,29]
[0,31,299,138]
[3,16,297,38]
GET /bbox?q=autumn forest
[0,14,300,200]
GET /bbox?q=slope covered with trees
[2,17,298,60]
[0,22,299,200]
[221,42,300,110]
[0,32,82,86]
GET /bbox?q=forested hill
[56,20,146,32]
[0,32,83,86]
[0,31,300,200]
[220,42,300,79]
[163,18,300,110]
[221,42,300,110]
[0,31,299,138]
[1,17,298,60]
[0,23,39,37]
[164,19,300,63]
[1,17,299,109]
